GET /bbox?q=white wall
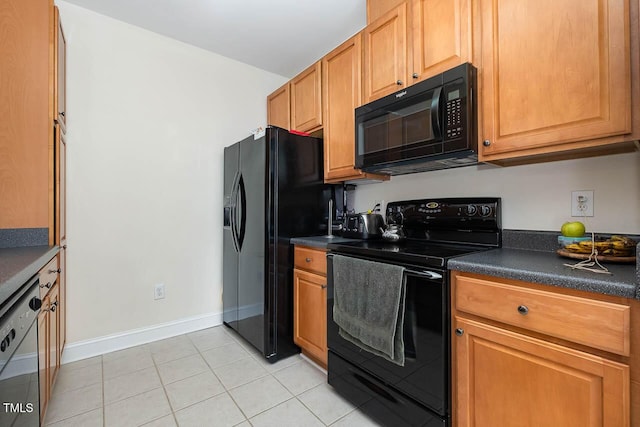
[57,1,287,343]
[353,151,640,234]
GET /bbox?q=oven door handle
[405,269,443,280]
[328,255,443,280]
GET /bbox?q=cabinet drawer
[294,246,327,276]
[454,274,630,356]
[39,256,59,298]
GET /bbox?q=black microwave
[355,63,477,175]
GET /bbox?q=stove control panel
[386,198,501,230]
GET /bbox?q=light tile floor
[44,325,382,427]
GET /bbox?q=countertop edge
[1,246,60,309]
[449,249,638,299]
[291,236,358,249]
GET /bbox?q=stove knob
[10,329,15,340]
[29,297,42,311]
[466,205,477,216]
[1,337,8,352]
[480,205,492,217]
[392,212,404,224]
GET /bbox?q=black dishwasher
[0,276,42,427]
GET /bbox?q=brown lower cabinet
[452,271,634,426]
[293,246,328,368]
[455,317,629,426]
[37,255,63,425]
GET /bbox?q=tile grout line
[42,357,105,426]
[188,328,253,425]
[186,327,312,424]
[50,326,361,427]
[101,355,105,427]
[294,393,330,426]
[149,338,180,427]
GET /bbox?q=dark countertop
[291,236,359,249]
[0,245,59,310]
[449,248,638,299]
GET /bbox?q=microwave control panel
[444,86,464,140]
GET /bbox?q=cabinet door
[59,246,66,351]
[48,284,60,387]
[411,0,471,83]
[363,3,408,102]
[323,35,364,182]
[38,297,49,418]
[323,35,390,183]
[55,125,66,244]
[293,269,327,366]
[478,0,631,160]
[290,62,322,132]
[54,6,66,130]
[267,83,290,130]
[0,0,50,230]
[454,316,630,427]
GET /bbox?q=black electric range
[328,197,502,268]
[326,197,501,427]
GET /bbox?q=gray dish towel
[332,254,406,366]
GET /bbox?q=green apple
[561,221,586,237]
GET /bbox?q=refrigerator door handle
[237,174,247,251]
[229,171,240,252]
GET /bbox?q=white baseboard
[61,311,223,364]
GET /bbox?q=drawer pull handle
[48,268,61,274]
[305,258,312,262]
[321,284,327,289]
[40,282,52,289]
[455,328,464,336]
[517,305,529,315]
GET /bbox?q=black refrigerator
[223,126,334,362]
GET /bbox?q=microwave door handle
[430,87,443,139]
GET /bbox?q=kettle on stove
[381,224,405,242]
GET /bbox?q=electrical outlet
[373,200,385,213]
[571,190,594,217]
[154,283,165,300]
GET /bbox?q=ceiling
[62,0,367,78]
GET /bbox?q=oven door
[327,253,449,418]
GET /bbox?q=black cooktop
[329,197,502,268]
[327,239,491,268]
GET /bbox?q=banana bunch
[564,235,637,257]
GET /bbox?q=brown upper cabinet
[322,34,389,183]
[268,0,638,175]
[411,0,472,83]
[0,0,51,230]
[290,62,323,133]
[266,62,322,133]
[363,3,408,102]
[54,6,67,132]
[368,0,407,23]
[477,0,639,162]
[267,82,290,130]
[363,0,472,103]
